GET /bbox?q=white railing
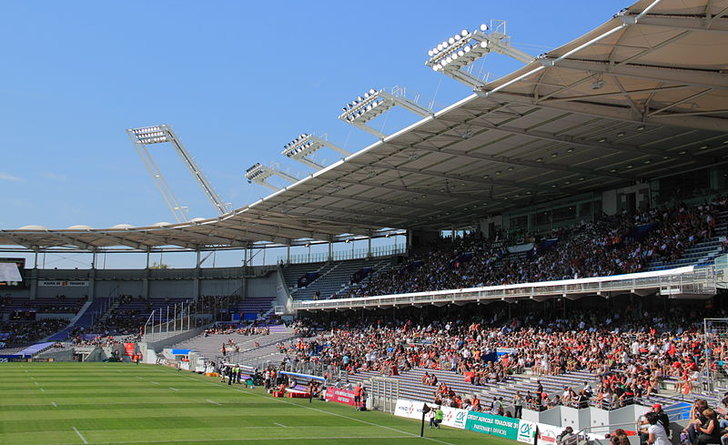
[293,265,716,311]
[280,244,406,265]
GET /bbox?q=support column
[89,250,97,300]
[143,250,151,300]
[328,239,333,262]
[30,249,39,300]
[286,245,291,265]
[194,249,201,301]
[367,236,372,259]
[242,247,249,299]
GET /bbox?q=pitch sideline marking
[273,422,288,428]
[184,374,456,445]
[52,401,58,407]
[206,399,221,405]
[54,435,411,444]
[73,426,89,444]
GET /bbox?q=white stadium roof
[2,0,727,251]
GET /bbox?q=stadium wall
[524,404,642,433]
[1,268,278,301]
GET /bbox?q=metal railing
[280,244,406,265]
[218,356,354,383]
[293,266,716,311]
[368,376,400,413]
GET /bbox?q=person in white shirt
[646,412,671,445]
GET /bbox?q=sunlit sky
[0,1,627,268]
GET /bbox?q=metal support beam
[540,58,728,91]
[345,160,548,193]
[413,143,633,180]
[452,111,707,162]
[485,91,728,132]
[620,14,728,33]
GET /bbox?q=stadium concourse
[2,0,728,443]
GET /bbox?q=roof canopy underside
[2,0,727,251]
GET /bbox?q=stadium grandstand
[2,0,728,444]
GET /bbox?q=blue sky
[0,1,627,267]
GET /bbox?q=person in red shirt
[353,384,364,410]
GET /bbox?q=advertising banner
[39,280,89,287]
[394,399,424,420]
[393,399,468,429]
[465,411,522,440]
[535,422,563,445]
[393,399,536,437]
[325,388,357,406]
[441,406,468,429]
[517,419,538,444]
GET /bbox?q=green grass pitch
[0,362,515,444]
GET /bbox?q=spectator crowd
[342,198,726,298]
[280,300,727,411]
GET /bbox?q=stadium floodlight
[425,20,534,87]
[338,87,432,139]
[281,133,351,170]
[245,163,298,191]
[127,124,230,222]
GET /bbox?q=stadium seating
[173,323,295,366]
[340,200,728,299]
[91,296,191,335]
[230,296,276,320]
[645,208,728,270]
[282,258,393,300]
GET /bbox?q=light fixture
[127,124,229,221]
[424,20,533,87]
[282,133,350,170]
[338,87,431,138]
[244,163,298,191]
[591,79,606,90]
[598,138,607,143]
[637,125,645,131]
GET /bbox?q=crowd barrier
[395,398,593,444]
